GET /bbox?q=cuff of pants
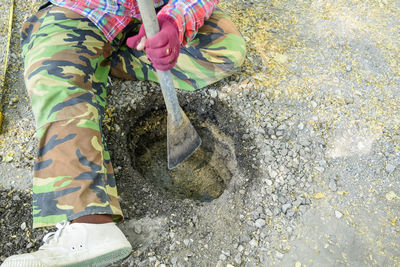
[32,120,123,228]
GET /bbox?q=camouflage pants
[21,4,245,228]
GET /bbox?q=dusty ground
[1,0,400,266]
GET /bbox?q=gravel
[1,0,400,266]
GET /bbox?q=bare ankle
[72,214,113,224]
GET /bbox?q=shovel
[136,0,202,169]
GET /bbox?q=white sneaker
[1,221,132,267]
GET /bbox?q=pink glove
[127,15,180,71]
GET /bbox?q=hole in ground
[128,109,237,202]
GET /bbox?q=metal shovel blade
[136,0,201,169]
[167,110,202,170]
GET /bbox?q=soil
[131,111,235,201]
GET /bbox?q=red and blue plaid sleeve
[48,0,218,43]
[157,0,219,46]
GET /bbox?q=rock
[335,210,343,219]
[249,238,258,247]
[255,218,266,228]
[314,166,324,173]
[386,163,396,173]
[264,207,273,216]
[240,232,251,243]
[275,251,284,259]
[273,207,281,216]
[134,224,142,234]
[328,180,337,192]
[298,205,308,214]
[286,210,295,217]
[208,89,218,98]
[299,139,310,147]
[242,134,250,140]
[234,253,242,265]
[221,250,231,257]
[219,254,227,261]
[20,222,26,231]
[269,169,278,178]
[282,203,292,213]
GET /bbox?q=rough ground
[1,0,400,266]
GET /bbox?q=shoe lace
[42,221,71,246]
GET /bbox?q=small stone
[255,218,266,228]
[386,163,396,173]
[183,239,190,247]
[171,257,178,266]
[280,149,288,156]
[237,245,244,252]
[209,89,218,98]
[264,207,273,216]
[134,224,142,234]
[282,203,292,213]
[4,155,13,162]
[249,238,258,247]
[219,254,227,261]
[310,101,317,108]
[329,180,337,192]
[269,169,278,178]
[275,251,284,259]
[299,139,310,147]
[234,254,242,265]
[226,264,234,267]
[298,205,307,214]
[273,207,281,216]
[242,134,250,140]
[265,179,273,186]
[20,222,26,231]
[335,210,343,219]
[221,250,231,257]
[287,210,296,217]
[345,96,354,104]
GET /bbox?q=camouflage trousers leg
[21,5,245,228]
[21,6,123,228]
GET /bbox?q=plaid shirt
[49,0,219,44]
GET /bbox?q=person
[1,0,245,266]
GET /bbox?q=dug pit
[128,110,237,202]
